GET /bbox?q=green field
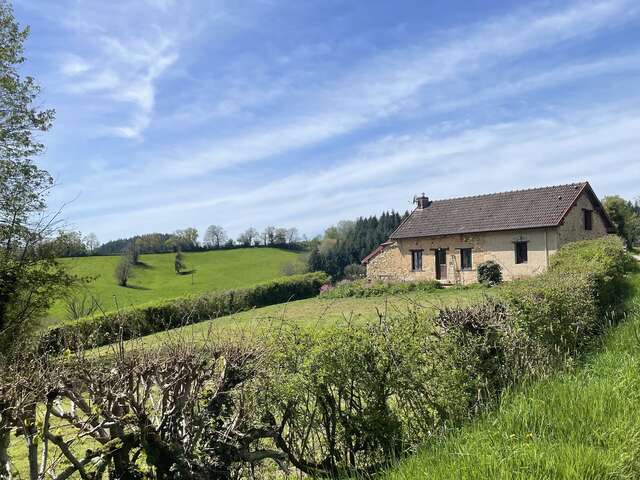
[46,248,301,325]
[107,284,486,350]
[383,273,640,480]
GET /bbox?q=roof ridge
[431,182,587,203]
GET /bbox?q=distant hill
[46,247,303,326]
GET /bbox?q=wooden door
[435,249,447,280]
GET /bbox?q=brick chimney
[415,193,430,209]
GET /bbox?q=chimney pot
[415,193,430,209]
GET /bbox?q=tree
[83,232,99,253]
[203,224,227,248]
[262,226,275,246]
[603,195,640,248]
[274,227,288,244]
[286,227,300,244]
[170,227,199,251]
[238,227,258,247]
[115,255,132,287]
[43,230,88,257]
[0,0,73,353]
[127,238,140,264]
[175,249,186,274]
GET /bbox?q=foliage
[38,271,330,353]
[477,260,502,285]
[279,257,308,276]
[381,276,640,480]
[97,232,175,255]
[0,0,74,354]
[175,249,186,274]
[343,262,366,280]
[320,278,442,299]
[310,211,406,278]
[255,314,467,477]
[602,195,640,248]
[549,235,636,313]
[114,254,133,287]
[237,227,258,247]
[203,224,226,248]
[1,336,271,480]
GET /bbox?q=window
[584,209,593,231]
[411,250,423,271]
[460,248,472,270]
[515,241,528,264]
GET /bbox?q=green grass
[110,284,487,349]
[45,248,301,326]
[382,274,640,480]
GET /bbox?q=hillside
[102,283,487,350]
[46,248,302,325]
[383,272,640,479]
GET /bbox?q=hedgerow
[319,278,443,298]
[246,236,636,476]
[38,271,329,353]
[19,237,635,478]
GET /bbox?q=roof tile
[390,182,587,239]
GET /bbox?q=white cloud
[142,0,640,179]
[63,102,640,240]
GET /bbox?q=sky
[13,0,640,243]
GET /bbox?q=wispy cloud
[58,29,179,138]
[17,0,640,241]
[143,0,640,177]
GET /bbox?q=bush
[38,271,330,353]
[343,263,366,280]
[549,235,636,313]
[477,260,502,285]
[320,279,442,299]
[257,312,469,476]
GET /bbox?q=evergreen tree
[175,249,186,274]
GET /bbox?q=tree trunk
[0,427,12,480]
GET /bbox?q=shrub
[499,271,598,369]
[549,235,636,313]
[38,271,330,353]
[257,312,468,476]
[343,263,366,280]
[477,260,502,285]
[320,279,442,299]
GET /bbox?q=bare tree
[203,225,227,248]
[262,226,275,246]
[238,228,258,247]
[286,227,299,244]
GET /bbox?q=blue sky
[13,0,640,242]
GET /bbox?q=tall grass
[382,274,640,480]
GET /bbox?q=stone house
[363,182,615,284]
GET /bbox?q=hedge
[320,279,443,299]
[38,271,330,353]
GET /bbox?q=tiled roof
[390,182,610,239]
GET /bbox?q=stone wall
[557,190,609,246]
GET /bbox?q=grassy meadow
[46,248,301,326]
[104,282,487,349]
[383,272,640,480]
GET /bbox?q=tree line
[48,224,306,258]
[307,211,407,279]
